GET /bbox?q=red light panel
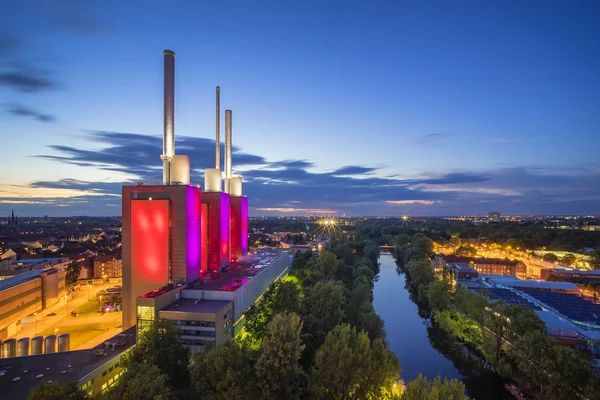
[131,200,169,285]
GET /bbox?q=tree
[424,280,451,311]
[304,280,346,331]
[407,259,433,288]
[454,245,477,257]
[104,362,170,400]
[543,253,559,263]
[591,249,600,270]
[126,319,190,387]
[65,261,82,285]
[395,234,411,246]
[189,340,258,400]
[402,374,467,400]
[561,253,576,266]
[244,280,301,341]
[255,313,306,400]
[315,250,338,280]
[362,244,381,267]
[311,324,401,400]
[413,237,434,256]
[29,381,86,400]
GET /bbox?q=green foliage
[28,380,86,400]
[311,324,401,400]
[395,233,411,246]
[189,340,258,400]
[244,279,302,341]
[561,253,576,266]
[125,319,190,387]
[304,280,346,331]
[315,250,338,279]
[105,362,170,400]
[412,236,434,256]
[423,279,451,311]
[454,245,477,257]
[402,374,467,400]
[65,261,82,285]
[407,259,433,288]
[255,313,306,400]
[543,252,559,262]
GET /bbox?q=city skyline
[1,1,599,217]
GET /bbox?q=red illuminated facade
[122,185,202,329]
[201,192,230,271]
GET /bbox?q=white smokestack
[161,49,175,185]
[224,109,232,192]
[215,86,220,170]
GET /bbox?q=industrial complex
[0,49,287,398]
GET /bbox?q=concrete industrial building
[0,268,66,339]
[135,250,289,353]
[434,255,527,278]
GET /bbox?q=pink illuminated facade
[201,192,231,271]
[230,196,248,260]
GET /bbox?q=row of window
[180,338,214,346]
[177,320,215,327]
[182,330,216,337]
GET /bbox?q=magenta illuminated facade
[201,192,231,271]
[230,196,248,260]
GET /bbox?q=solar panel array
[475,287,542,310]
[0,270,43,291]
[522,290,600,324]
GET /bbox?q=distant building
[7,209,18,226]
[541,268,600,283]
[487,211,501,222]
[0,268,66,339]
[93,256,122,279]
[435,255,527,278]
[448,263,479,279]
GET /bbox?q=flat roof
[449,263,477,272]
[551,268,600,276]
[491,278,579,291]
[0,269,45,291]
[187,250,287,292]
[160,298,231,314]
[0,327,136,400]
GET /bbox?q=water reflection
[374,255,510,399]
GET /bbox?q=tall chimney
[225,109,232,180]
[161,49,175,185]
[215,86,221,169]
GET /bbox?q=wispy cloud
[254,207,337,214]
[386,200,441,205]
[491,137,526,143]
[5,103,56,122]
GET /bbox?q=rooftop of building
[449,263,477,272]
[0,327,136,400]
[441,255,522,266]
[161,298,231,314]
[0,269,46,291]
[548,268,600,276]
[187,249,288,292]
[490,278,579,291]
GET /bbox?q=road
[8,282,123,350]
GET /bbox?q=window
[224,310,232,319]
[102,370,107,377]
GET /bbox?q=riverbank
[374,255,510,399]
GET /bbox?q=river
[374,254,509,399]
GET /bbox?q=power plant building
[122,49,255,332]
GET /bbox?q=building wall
[94,258,123,279]
[0,279,42,338]
[159,302,232,353]
[230,196,248,260]
[202,192,230,270]
[122,185,202,329]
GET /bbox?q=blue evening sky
[0,0,598,216]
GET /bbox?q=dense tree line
[395,236,600,400]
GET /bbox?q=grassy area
[37,322,116,349]
[73,300,99,316]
